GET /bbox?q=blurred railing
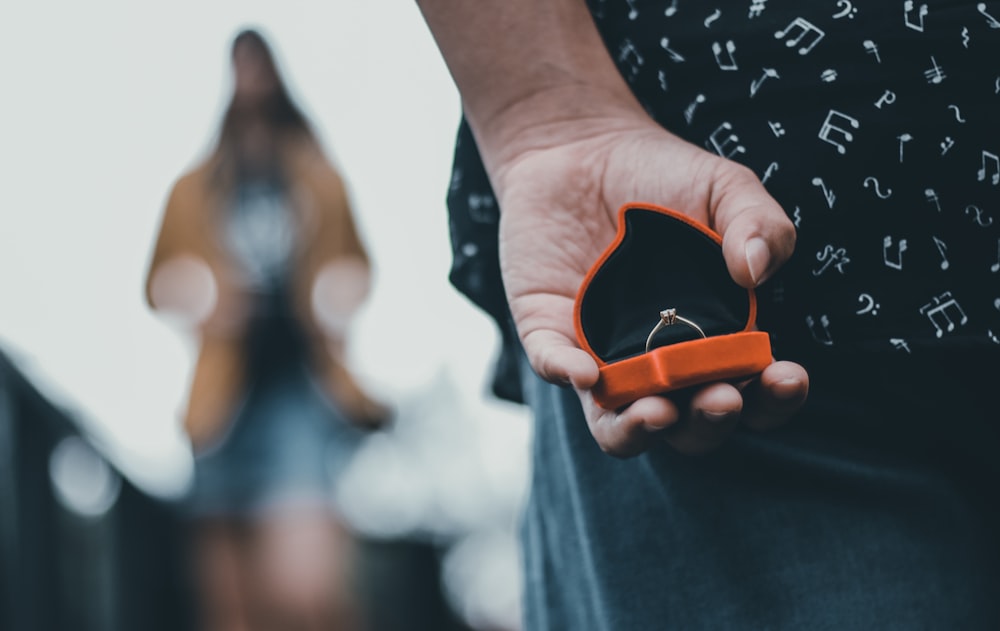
[0,348,489,631]
[0,348,195,631]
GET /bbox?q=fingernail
[745,237,771,286]
[701,410,737,424]
[772,378,805,400]
[645,417,673,431]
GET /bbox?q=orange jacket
[145,136,388,451]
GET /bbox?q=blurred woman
[145,28,388,631]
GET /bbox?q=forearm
[415,0,646,169]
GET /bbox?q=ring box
[573,203,773,410]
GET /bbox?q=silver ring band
[645,308,707,353]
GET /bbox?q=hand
[147,254,250,336]
[491,110,809,457]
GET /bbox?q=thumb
[709,164,797,289]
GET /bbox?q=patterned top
[446,1,1000,400]
[223,178,298,294]
[222,177,309,378]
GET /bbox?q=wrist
[417,0,649,174]
[472,81,650,175]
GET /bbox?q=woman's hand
[147,254,248,336]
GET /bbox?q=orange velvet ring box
[573,203,773,411]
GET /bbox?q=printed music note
[762,161,779,184]
[813,244,850,276]
[811,177,836,208]
[991,238,999,272]
[940,137,955,155]
[792,206,802,227]
[658,70,668,92]
[962,27,971,48]
[890,338,912,353]
[468,193,497,223]
[818,110,859,154]
[978,2,1000,28]
[948,105,966,123]
[821,69,838,83]
[856,293,880,315]
[660,37,686,62]
[749,0,767,19]
[924,56,946,84]
[874,89,896,109]
[919,291,968,338]
[863,40,881,63]
[704,9,722,28]
[684,94,706,124]
[618,39,644,78]
[626,0,638,20]
[863,177,892,199]
[925,188,942,212]
[712,40,738,70]
[768,121,786,137]
[978,150,1000,185]
[904,1,928,32]
[989,330,1000,344]
[834,0,858,19]
[806,315,834,346]
[751,68,780,97]
[706,122,747,158]
[883,235,907,270]
[965,204,995,227]
[932,236,950,270]
[774,18,825,55]
[897,133,913,163]
[665,0,678,17]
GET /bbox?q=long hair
[211,28,313,188]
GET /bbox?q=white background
[0,2,530,500]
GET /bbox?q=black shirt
[446,1,1000,402]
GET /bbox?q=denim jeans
[518,348,1000,630]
